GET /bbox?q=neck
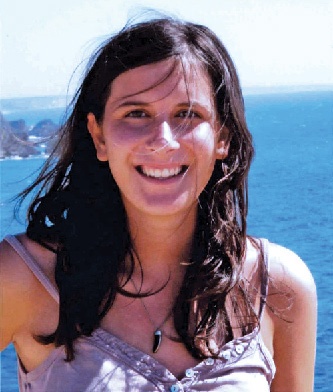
[125,206,197,285]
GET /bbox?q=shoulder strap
[4,235,59,304]
[258,238,270,320]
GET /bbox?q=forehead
[108,57,214,104]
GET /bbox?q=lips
[137,165,188,179]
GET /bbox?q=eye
[125,110,149,118]
[176,110,201,119]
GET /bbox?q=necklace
[131,278,174,353]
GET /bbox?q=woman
[0,17,317,391]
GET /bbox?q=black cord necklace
[131,279,174,353]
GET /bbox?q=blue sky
[1,0,332,98]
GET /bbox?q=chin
[124,194,198,218]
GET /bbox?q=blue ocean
[0,90,332,391]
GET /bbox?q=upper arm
[0,239,35,350]
[268,243,317,392]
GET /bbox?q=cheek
[186,125,217,158]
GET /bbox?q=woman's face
[87,58,229,219]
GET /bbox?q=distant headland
[0,111,59,159]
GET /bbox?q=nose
[147,120,180,152]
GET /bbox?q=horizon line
[1,84,333,101]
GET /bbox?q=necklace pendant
[153,330,162,353]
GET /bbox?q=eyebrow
[113,100,211,111]
[114,101,150,108]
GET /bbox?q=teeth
[141,166,183,178]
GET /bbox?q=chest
[100,300,199,378]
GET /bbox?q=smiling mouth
[137,165,188,179]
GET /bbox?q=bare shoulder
[0,234,37,294]
[266,241,317,337]
[267,241,316,300]
[0,234,57,350]
[245,238,316,293]
[266,241,317,392]
[0,233,56,285]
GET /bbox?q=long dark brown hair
[20,16,259,361]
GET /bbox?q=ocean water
[0,90,332,391]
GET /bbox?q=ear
[216,126,230,160]
[87,113,108,162]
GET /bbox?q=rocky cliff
[0,112,59,159]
